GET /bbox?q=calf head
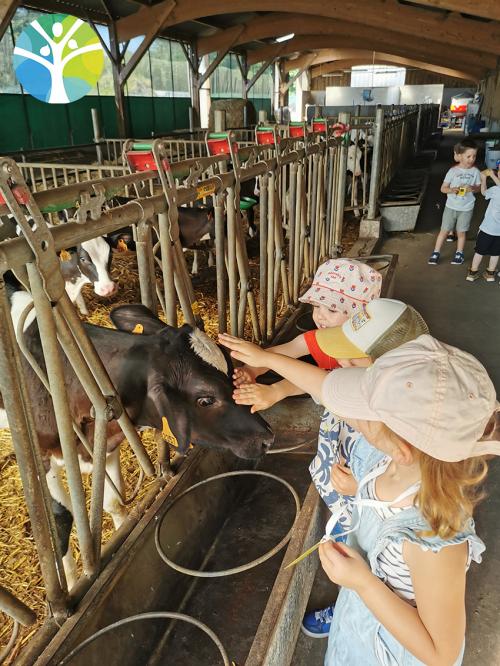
[347,143,362,177]
[60,237,116,302]
[110,304,274,459]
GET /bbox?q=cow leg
[103,447,127,529]
[75,292,89,315]
[45,457,77,588]
[207,249,215,268]
[191,250,199,276]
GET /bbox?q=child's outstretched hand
[218,333,270,368]
[233,383,280,413]
[331,463,358,497]
[233,365,260,387]
[319,541,373,593]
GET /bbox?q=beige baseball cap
[299,258,382,316]
[314,298,428,360]
[321,334,500,462]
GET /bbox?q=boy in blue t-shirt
[428,138,481,266]
[466,167,500,282]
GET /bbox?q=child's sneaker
[428,252,440,265]
[483,270,496,282]
[446,232,456,242]
[466,270,480,282]
[301,604,335,638]
[451,251,464,265]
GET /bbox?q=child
[428,138,481,266]
[466,167,500,282]
[220,298,429,638]
[233,258,382,413]
[318,336,496,666]
[222,333,497,664]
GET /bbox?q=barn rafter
[246,37,483,82]
[115,0,500,56]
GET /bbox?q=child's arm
[219,334,327,401]
[440,181,459,195]
[232,334,310,386]
[480,170,489,195]
[319,539,467,666]
[233,379,305,413]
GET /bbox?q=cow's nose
[95,281,117,297]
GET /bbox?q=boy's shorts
[475,230,500,256]
[441,206,473,233]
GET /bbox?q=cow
[59,238,117,314]
[0,299,274,586]
[1,214,116,315]
[112,206,217,276]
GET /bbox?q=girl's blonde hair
[416,451,488,539]
[382,424,489,539]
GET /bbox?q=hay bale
[209,98,255,130]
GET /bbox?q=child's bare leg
[456,232,466,253]
[488,256,499,272]
[433,230,449,253]
[471,253,483,271]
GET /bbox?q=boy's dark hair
[454,138,477,154]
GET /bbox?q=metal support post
[366,105,385,221]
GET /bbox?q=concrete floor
[292,133,500,665]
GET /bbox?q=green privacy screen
[0,94,271,153]
[0,94,191,152]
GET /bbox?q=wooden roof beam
[309,51,478,82]
[248,36,485,79]
[0,0,18,41]
[196,13,497,71]
[408,0,500,23]
[142,0,500,56]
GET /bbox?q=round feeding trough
[239,196,258,211]
[155,470,300,577]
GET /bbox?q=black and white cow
[0,300,274,585]
[1,215,116,314]
[59,238,116,314]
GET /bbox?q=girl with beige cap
[221,332,498,665]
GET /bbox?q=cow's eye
[197,396,216,407]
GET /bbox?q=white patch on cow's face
[347,144,362,177]
[189,328,228,375]
[81,237,116,296]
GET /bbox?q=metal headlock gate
[0,104,430,664]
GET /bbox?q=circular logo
[13,13,104,104]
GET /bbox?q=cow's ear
[150,387,192,455]
[218,343,234,377]
[110,304,167,335]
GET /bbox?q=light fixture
[276,33,295,43]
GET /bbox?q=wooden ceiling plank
[308,50,479,82]
[147,0,500,56]
[276,35,487,76]
[197,13,497,71]
[408,0,500,23]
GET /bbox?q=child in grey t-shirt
[428,138,481,266]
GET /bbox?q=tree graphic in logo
[13,14,104,104]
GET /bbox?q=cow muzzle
[94,281,117,297]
